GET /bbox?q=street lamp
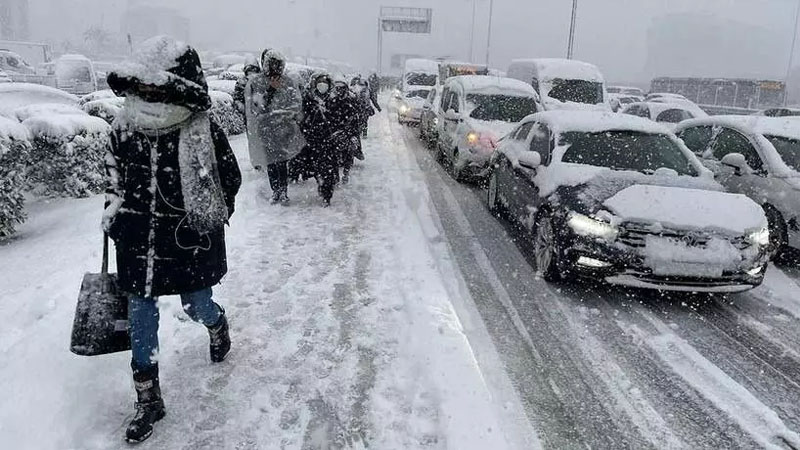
[785,0,800,105]
[566,0,578,59]
[485,0,495,65]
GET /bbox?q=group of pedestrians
[99,35,382,444]
[239,49,380,206]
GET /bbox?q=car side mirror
[518,151,542,170]
[721,153,751,175]
[445,109,461,121]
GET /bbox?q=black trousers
[266,161,289,197]
[313,144,339,202]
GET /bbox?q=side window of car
[656,109,692,123]
[450,92,460,113]
[514,122,534,141]
[711,128,765,172]
[678,126,713,154]
[440,88,450,111]
[529,123,553,165]
[531,77,540,94]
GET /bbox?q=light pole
[785,0,800,105]
[485,0,495,66]
[566,0,578,59]
[469,0,477,62]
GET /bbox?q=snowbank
[210,90,245,135]
[23,114,110,197]
[15,103,87,122]
[0,116,32,236]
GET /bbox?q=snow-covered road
[398,113,800,449]
[6,105,800,449]
[0,111,535,449]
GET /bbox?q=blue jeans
[129,288,222,371]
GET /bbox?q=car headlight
[747,226,769,247]
[567,212,619,241]
[433,117,439,126]
[467,131,479,144]
[399,104,409,114]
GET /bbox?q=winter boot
[208,311,231,363]
[126,366,166,444]
[270,191,281,204]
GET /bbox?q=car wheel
[535,213,570,282]
[765,205,789,262]
[487,170,504,216]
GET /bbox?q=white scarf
[119,98,229,235]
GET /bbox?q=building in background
[0,0,30,40]
[122,2,189,45]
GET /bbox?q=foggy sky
[24,0,800,83]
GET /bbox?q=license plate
[651,262,723,278]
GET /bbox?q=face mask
[316,83,329,94]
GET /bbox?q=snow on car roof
[446,75,536,97]
[0,82,79,101]
[526,110,672,135]
[510,58,604,82]
[23,113,110,138]
[627,101,708,118]
[677,115,800,140]
[404,58,439,73]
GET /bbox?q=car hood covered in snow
[603,184,766,235]
[468,119,518,140]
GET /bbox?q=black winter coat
[300,93,332,146]
[327,92,361,146]
[106,119,242,298]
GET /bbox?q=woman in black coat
[103,36,241,444]
[300,72,339,205]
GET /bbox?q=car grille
[618,223,712,248]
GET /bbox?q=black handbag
[70,234,131,356]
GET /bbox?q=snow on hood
[15,103,87,122]
[603,184,766,235]
[23,114,110,138]
[541,98,610,112]
[468,119,518,141]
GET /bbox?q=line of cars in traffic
[395,57,799,294]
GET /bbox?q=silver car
[676,116,800,258]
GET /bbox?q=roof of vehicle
[57,54,91,62]
[440,60,488,68]
[625,101,708,118]
[608,85,643,92]
[404,58,439,73]
[647,92,688,100]
[444,75,536,97]
[676,115,800,140]
[509,58,604,82]
[523,110,673,135]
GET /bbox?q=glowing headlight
[567,212,619,241]
[747,226,770,247]
[433,117,439,125]
[399,104,410,114]
[467,131,479,144]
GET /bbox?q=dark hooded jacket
[105,36,242,298]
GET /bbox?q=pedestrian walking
[233,63,262,120]
[368,72,382,113]
[350,75,374,139]
[328,79,361,184]
[300,72,339,205]
[103,35,242,444]
[244,49,305,204]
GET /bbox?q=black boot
[208,311,231,363]
[126,365,166,444]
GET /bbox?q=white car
[436,76,539,181]
[607,86,645,97]
[507,58,610,112]
[488,111,769,292]
[622,101,707,130]
[398,87,433,125]
[0,83,79,118]
[646,92,690,102]
[676,116,800,258]
[608,93,643,112]
[753,107,800,118]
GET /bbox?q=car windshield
[405,90,430,99]
[56,61,92,83]
[405,73,437,86]
[560,131,698,176]
[766,135,800,171]
[607,87,621,94]
[466,94,537,122]
[547,79,604,104]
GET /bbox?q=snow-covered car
[608,93,642,112]
[403,58,439,92]
[398,87,433,125]
[487,111,769,292]
[419,85,443,147]
[0,50,36,76]
[607,86,645,97]
[753,107,800,118]
[0,83,79,118]
[54,55,99,95]
[436,76,539,181]
[507,58,611,112]
[0,69,11,83]
[675,116,800,258]
[79,89,117,106]
[646,92,690,103]
[621,101,707,130]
